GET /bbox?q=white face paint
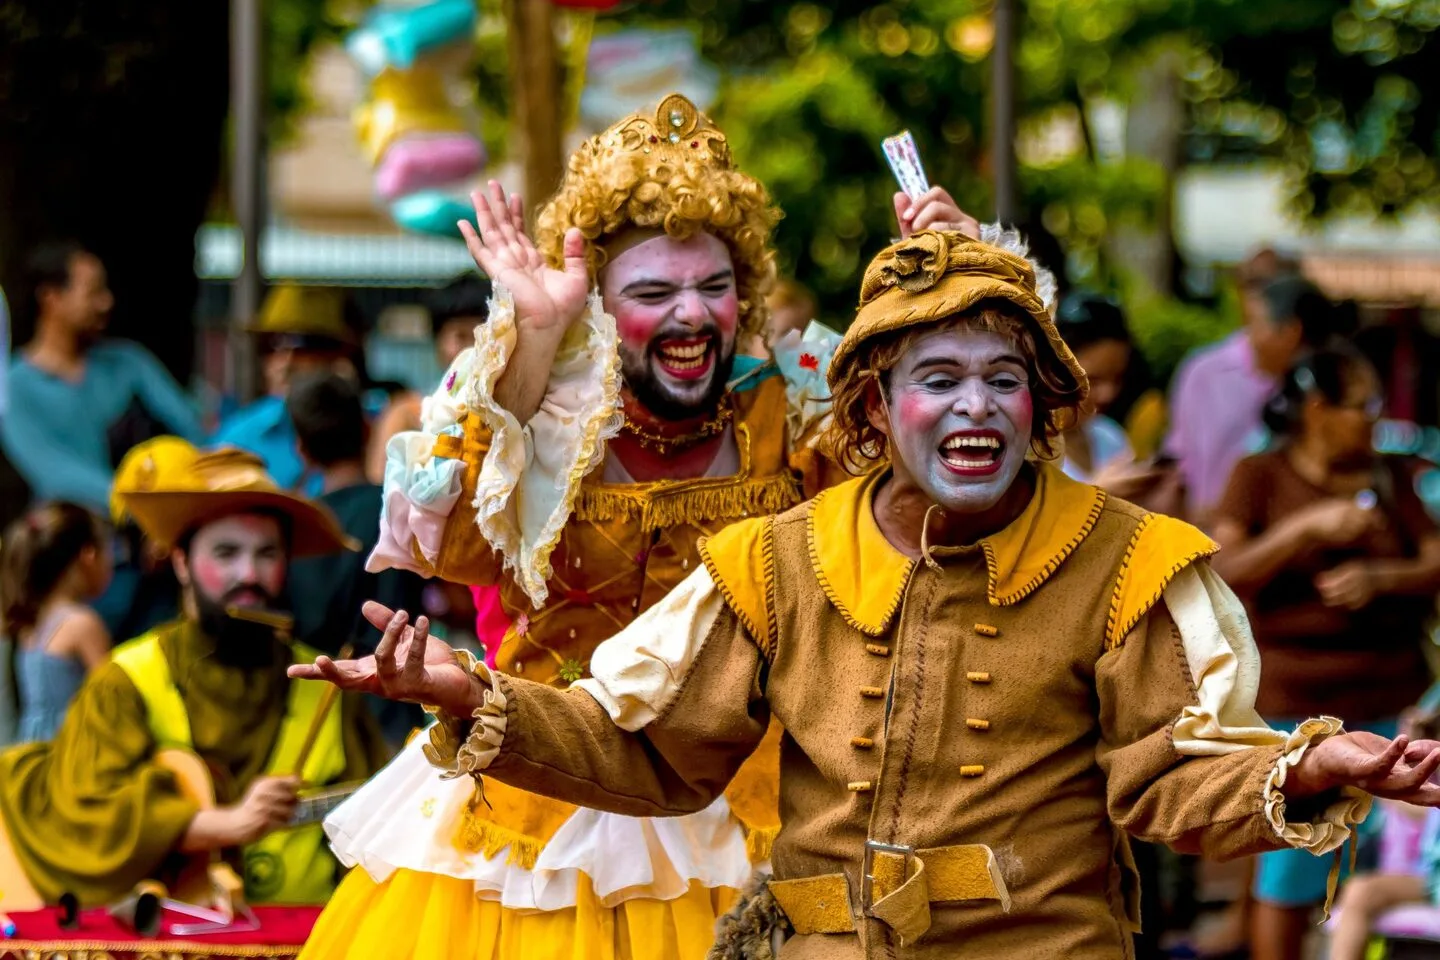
[881,327,1035,516]
[599,232,739,420]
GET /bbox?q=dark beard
[193,586,289,669]
[621,338,736,422]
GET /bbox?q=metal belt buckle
[861,839,914,916]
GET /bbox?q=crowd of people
[0,91,1438,960]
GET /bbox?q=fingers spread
[362,600,397,631]
[375,610,409,674]
[404,615,431,675]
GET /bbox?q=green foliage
[269,0,348,143]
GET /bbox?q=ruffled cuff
[1262,716,1373,855]
[422,649,509,781]
[467,283,623,608]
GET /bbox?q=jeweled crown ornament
[599,93,733,170]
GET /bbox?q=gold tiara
[598,93,733,171]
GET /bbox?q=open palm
[1296,732,1440,805]
[287,602,478,717]
[459,180,590,334]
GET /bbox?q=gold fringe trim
[451,809,549,871]
[745,824,780,865]
[574,474,801,529]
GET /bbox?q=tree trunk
[1107,43,1186,296]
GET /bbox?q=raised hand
[287,602,480,718]
[458,180,591,334]
[894,186,980,240]
[1289,732,1440,805]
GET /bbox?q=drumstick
[290,643,353,780]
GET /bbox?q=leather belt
[769,841,1012,945]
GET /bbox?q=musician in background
[0,445,386,909]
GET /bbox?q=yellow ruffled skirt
[300,867,738,960]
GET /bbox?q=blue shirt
[211,395,321,495]
[1,340,203,512]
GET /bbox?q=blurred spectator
[1055,292,1179,512]
[1,241,202,513]
[213,284,356,494]
[1165,267,1344,526]
[1327,699,1440,960]
[106,437,194,638]
[1355,303,1440,429]
[366,275,490,483]
[1209,345,1440,960]
[286,372,426,750]
[1,241,201,638]
[2,502,112,743]
[746,277,817,358]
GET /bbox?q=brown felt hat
[118,447,357,557]
[828,230,1089,401]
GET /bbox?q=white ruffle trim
[1263,716,1372,855]
[468,284,624,608]
[325,736,755,911]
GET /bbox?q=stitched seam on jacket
[885,577,929,837]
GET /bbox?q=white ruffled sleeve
[1163,563,1372,854]
[367,283,624,606]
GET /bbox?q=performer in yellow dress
[302,93,976,960]
[299,230,1440,959]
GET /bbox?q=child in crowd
[1,502,112,742]
[1330,699,1440,960]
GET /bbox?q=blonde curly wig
[533,94,780,340]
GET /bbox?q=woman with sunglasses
[1211,344,1440,960]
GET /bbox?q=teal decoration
[391,192,476,238]
[348,0,478,75]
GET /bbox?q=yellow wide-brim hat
[118,447,357,558]
[828,229,1088,401]
[248,284,353,342]
[111,436,203,528]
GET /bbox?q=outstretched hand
[458,180,591,334]
[1289,732,1440,805]
[287,602,480,718]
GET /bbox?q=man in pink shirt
[1166,269,1342,527]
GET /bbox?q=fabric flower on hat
[876,230,952,295]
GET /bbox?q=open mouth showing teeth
[940,433,1004,469]
[656,338,712,372]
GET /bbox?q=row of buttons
[848,623,1000,791]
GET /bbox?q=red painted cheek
[713,293,740,337]
[614,305,665,353]
[896,390,941,432]
[192,555,230,596]
[256,558,285,596]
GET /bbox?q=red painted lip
[938,428,1006,478]
[655,336,715,381]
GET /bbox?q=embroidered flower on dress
[514,613,530,637]
[445,370,458,392]
[799,352,819,371]
[559,658,586,683]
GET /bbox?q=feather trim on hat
[980,222,1058,313]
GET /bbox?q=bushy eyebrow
[620,269,734,295]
